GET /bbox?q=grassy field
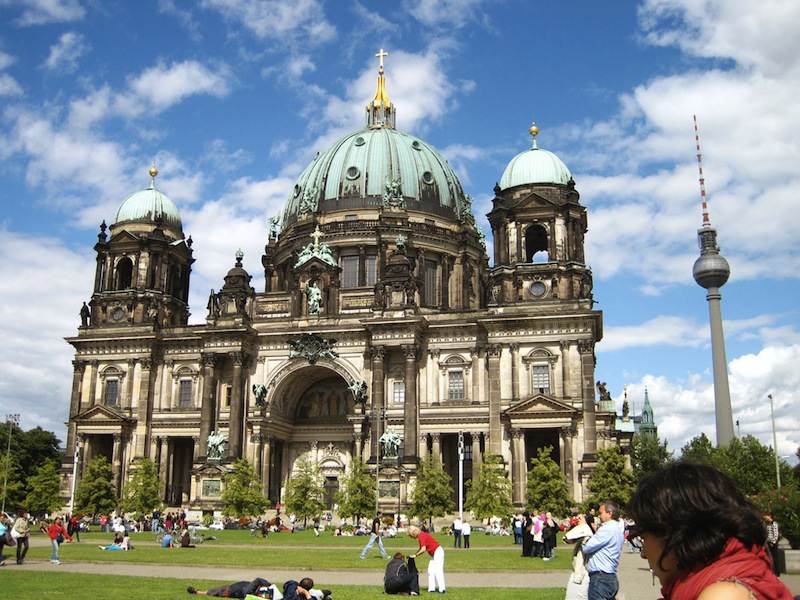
[0,572,566,600]
[24,528,572,571]
[3,529,569,598]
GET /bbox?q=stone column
[124,359,136,410]
[510,343,520,402]
[511,428,525,506]
[353,432,363,460]
[88,360,99,407]
[402,344,419,462]
[163,359,174,410]
[419,433,429,460]
[471,432,482,466]
[561,426,576,498]
[228,351,246,460]
[470,347,481,404]
[134,358,153,458]
[199,353,218,459]
[578,341,597,456]
[428,349,440,406]
[66,360,86,462]
[112,433,124,493]
[431,432,441,457]
[159,437,169,498]
[559,341,571,401]
[486,344,503,456]
[369,346,386,460]
[262,435,273,499]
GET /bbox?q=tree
[525,446,574,517]
[25,459,64,516]
[585,445,636,510]
[283,454,325,526]
[74,455,118,517]
[679,434,795,497]
[119,458,162,517]
[0,453,26,511]
[679,432,715,464]
[465,453,514,520]
[407,454,454,527]
[0,421,62,506]
[631,432,674,484]
[334,456,375,523]
[221,458,270,518]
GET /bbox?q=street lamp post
[2,413,20,514]
[457,431,464,520]
[768,394,781,488]
[372,407,386,514]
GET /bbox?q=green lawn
[0,572,566,600]
[30,529,571,571]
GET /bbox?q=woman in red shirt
[47,516,72,564]
[408,525,445,594]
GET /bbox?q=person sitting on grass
[384,551,420,596]
[161,530,176,548]
[99,531,131,551]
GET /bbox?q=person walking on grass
[47,516,72,565]
[360,510,389,559]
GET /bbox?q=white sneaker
[52,560,61,565]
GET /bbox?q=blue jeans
[360,532,387,558]
[51,539,60,562]
[588,572,618,600]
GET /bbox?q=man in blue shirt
[581,501,624,600]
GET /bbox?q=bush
[752,487,800,549]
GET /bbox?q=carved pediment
[503,394,577,417]
[74,404,131,423]
[108,230,141,244]
[194,463,229,477]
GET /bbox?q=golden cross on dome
[310,225,323,248]
[375,48,388,74]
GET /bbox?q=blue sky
[1,0,798,465]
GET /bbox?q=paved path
[12,542,800,598]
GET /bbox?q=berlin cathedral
[61,54,632,514]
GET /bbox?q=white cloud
[0,227,94,439]
[404,0,502,29]
[0,73,23,96]
[200,0,336,43]
[42,31,87,72]
[2,0,85,26]
[618,343,800,464]
[120,60,232,116]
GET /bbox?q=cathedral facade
[62,58,628,513]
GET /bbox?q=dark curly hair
[627,461,766,573]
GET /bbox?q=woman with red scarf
[627,462,792,600]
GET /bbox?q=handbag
[4,528,16,546]
[56,533,65,544]
[407,555,418,574]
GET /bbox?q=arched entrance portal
[263,361,364,510]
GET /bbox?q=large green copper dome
[282,60,471,228]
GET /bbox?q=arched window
[523,349,557,396]
[525,225,548,263]
[115,257,133,290]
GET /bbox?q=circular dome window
[421,171,434,185]
[411,140,422,151]
[346,166,361,180]
[355,136,365,146]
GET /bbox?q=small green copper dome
[499,125,572,190]
[499,146,572,190]
[114,167,182,231]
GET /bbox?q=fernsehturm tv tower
[691,116,734,446]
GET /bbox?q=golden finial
[529,121,539,149]
[149,161,158,179]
